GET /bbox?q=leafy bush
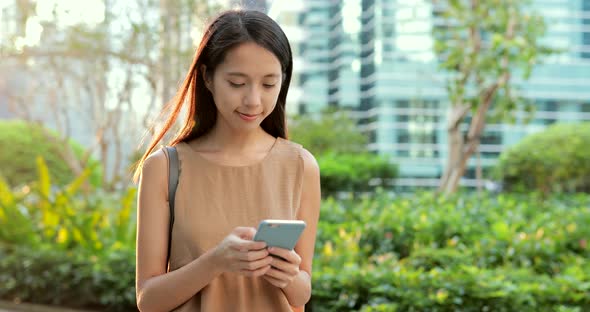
[0,246,135,310]
[311,191,590,311]
[288,108,369,155]
[0,120,102,188]
[0,157,136,311]
[0,157,135,251]
[1,160,589,311]
[495,123,590,194]
[288,108,398,196]
[318,153,398,198]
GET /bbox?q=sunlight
[9,0,106,48]
[14,16,43,51]
[37,0,105,27]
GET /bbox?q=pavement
[0,302,98,312]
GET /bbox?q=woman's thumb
[233,226,257,240]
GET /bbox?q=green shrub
[311,191,590,311]
[0,157,136,310]
[318,153,398,197]
[0,245,135,311]
[0,120,102,188]
[1,160,590,311]
[0,157,136,251]
[288,108,369,155]
[288,108,399,197]
[495,123,590,194]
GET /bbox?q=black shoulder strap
[164,146,179,272]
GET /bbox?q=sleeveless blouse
[169,137,305,311]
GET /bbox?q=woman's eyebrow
[226,72,280,78]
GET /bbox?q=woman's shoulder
[137,147,170,198]
[278,138,318,172]
[142,148,168,177]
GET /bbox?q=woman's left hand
[262,247,302,289]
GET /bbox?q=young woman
[133,9,321,312]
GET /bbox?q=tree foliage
[288,108,369,155]
[0,0,220,189]
[433,0,555,193]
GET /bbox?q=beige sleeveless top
[169,137,304,311]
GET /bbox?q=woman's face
[204,42,283,134]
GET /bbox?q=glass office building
[295,0,590,189]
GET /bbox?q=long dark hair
[134,9,293,182]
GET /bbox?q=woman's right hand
[211,227,273,277]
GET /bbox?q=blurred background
[1,0,589,311]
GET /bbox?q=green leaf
[492,222,511,240]
[66,163,94,195]
[0,175,14,209]
[36,156,51,199]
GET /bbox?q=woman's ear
[201,65,212,92]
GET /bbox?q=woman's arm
[263,148,321,308]
[135,150,221,312]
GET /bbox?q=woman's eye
[263,84,276,88]
[229,81,244,88]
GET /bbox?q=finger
[268,247,301,264]
[237,248,269,261]
[262,275,289,289]
[241,264,271,277]
[230,237,267,252]
[233,227,257,240]
[265,267,292,281]
[269,258,299,276]
[240,256,273,272]
[268,256,289,270]
[237,239,267,251]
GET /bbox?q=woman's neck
[198,124,273,153]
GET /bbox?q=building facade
[295,0,590,190]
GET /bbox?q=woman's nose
[244,86,262,107]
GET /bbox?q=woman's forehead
[218,42,282,76]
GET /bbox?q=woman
[133,9,321,312]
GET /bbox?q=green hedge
[496,123,590,194]
[1,161,589,311]
[288,109,399,197]
[318,153,398,197]
[311,192,590,311]
[0,120,102,188]
[0,246,135,310]
[0,157,136,311]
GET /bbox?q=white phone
[253,219,307,250]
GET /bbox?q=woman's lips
[237,112,259,121]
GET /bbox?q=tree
[288,108,369,155]
[433,0,554,194]
[288,108,399,197]
[0,0,218,189]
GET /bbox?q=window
[403,99,439,157]
[397,100,409,108]
[398,130,410,143]
[480,131,502,145]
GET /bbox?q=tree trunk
[440,90,495,194]
[439,121,463,192]
[439,104,470,192]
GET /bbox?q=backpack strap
[163,146,179,272]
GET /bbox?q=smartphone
[253,219,307,250]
